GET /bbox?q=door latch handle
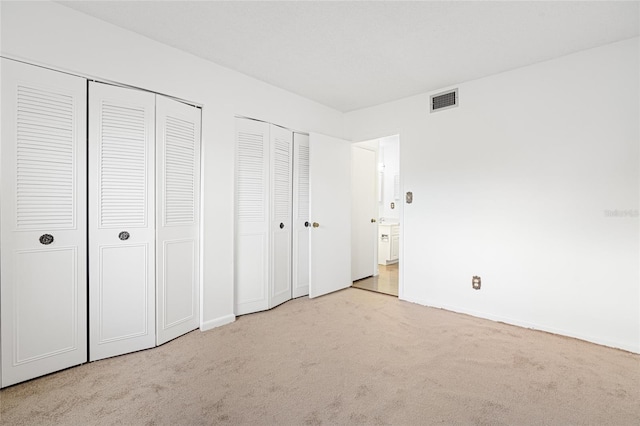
[118,231,130,241]
[304,221,310,228]
[279,223,285,229]
[312,222,320,228]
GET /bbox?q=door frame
[350,133,403,299]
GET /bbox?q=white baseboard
[200,314,235,332]
[401,295,639,354]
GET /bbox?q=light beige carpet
[1,288,638,425]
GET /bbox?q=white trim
[198,109,206,331]
[0,54,203,108]
[234,115,309,136]
[402,296,640,354]
[200,314,236,332]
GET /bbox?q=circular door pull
[312,222,320,228]
[304,221,310,228]
[279,223,285,229]
[118,231,130,241]
[39,234,54,245]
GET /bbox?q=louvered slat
[237,131,265,221]
[99,101,147,227]
[164,116,196,225]
[297,143,309,219]
[273,136,291,218]
[16,85,75,229]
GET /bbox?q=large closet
[0,59,201,387]
[234,118,309,315]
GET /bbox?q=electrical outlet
[472,276,481,290]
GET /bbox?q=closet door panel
[98,244,150,340]
[89,82,155,361]
[292,133,310,298]
[156,96,201,345]
[1,59,87,387]
[235,119,270,315]
[269,125,293,308]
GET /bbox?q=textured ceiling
[58,1,639,112]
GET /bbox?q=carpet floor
[1,288,638,425]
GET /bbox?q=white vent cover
[430,89,458,112]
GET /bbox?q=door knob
[304,221,310,228]
[39,234,54,245]
[312,222,320,228]
[118,231,130,241]
[371,218,376,223]
[279,223,285,229]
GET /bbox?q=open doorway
[351,135,400,297]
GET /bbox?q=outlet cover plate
[472,276,481,290]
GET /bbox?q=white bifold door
[88,83,156,361]
[155,96,201,345]
[89,83,201,361]
[0,60,201,386]
[235,119,295,315]
[292,133,310,298]
[1,59,88,387]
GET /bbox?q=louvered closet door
[88,83,155,361]
[156,96,201,345]
[269,125,293,308]
[235,118,270,315]
[292,133,310,298]
[0,59,87,387]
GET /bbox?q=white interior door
[1,59,87,387]
[309,133,352,298]
[292,133,310,298]
[89,82,156,361]
[269,124,293,308]
[235,118,270,315]
[351,146,377,281]
[155,96,201,345]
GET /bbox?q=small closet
[234,118,309,315]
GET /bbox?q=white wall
[3,2,638,354]
[0,1,345,330]
[346,37,640,353]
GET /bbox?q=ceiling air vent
[430,89,458,113]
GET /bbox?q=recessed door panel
[98,244,150,342]
[1,59,87,387]
[15,248,78,362]
[235,233,268,314]
[162,240,196,327]
[272,231,292,300]
[89,82,155,361]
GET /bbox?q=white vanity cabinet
[378,223,399,265]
